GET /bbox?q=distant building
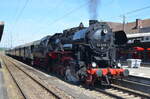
[106,19,150,62]
[107,18,150,34]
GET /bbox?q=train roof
[14,35,52,49]
[15,40,41,49]
[127,32,150,38]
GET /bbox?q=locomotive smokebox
[89,20,98,26]
[0,22,4,41]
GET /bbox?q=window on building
[141,37,144,40]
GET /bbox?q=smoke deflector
[114,31,128,45]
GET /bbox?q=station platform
[123,66,150,79]
[141,62,150,67]
[0,69,8,99]
[120,60,150,79]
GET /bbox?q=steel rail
[111,84,150,98]
[127,75,150,85]
[5,56,62,99]
[95,84,150,99]
[112,78,150,94]
[2,57,28,99]
[94,88,125,99]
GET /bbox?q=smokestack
[89,20,98,26]
[0,22,4,41]
[88,0,100,20]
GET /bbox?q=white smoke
[88,0,101,19]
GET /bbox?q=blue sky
[0,0,150,47]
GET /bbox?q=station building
[107,19,150,62]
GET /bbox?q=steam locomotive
[6,20,129,86]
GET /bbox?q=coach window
[141,37,144,41]
[146,37,149,40]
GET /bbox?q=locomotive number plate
[96,43,108,47]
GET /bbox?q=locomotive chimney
[89,20,98,26]
[79,22,84,29]
[0,21,4,41]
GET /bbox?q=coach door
[31,45,34,59]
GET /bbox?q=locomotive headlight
[117,62,121,67]
[92,62,97,68]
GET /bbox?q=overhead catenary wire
[121,5,150,30]
[37,1,90,33]
[48,1,89,25]
[32,0,65,34]
[10,0,30,48]
[9,1,150,48]
[108,5,150,20]
[37,0,64,23]
[127,12,150,21]
[37,2,150,36]
[125,5,150,15]
[100,4,150,31]
[5,0,21,48]
[14,0,30,24]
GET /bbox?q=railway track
[101,76,150,99]
[92,72,150,98]
[112,78,150,94]
[2,55,150,99]
[2,56,69,99]
[127,75,150,85]
[95,84,150,99]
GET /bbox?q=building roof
[106,18,150,34]
[107,22,123,32]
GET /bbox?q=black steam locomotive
[6,20,129,86]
